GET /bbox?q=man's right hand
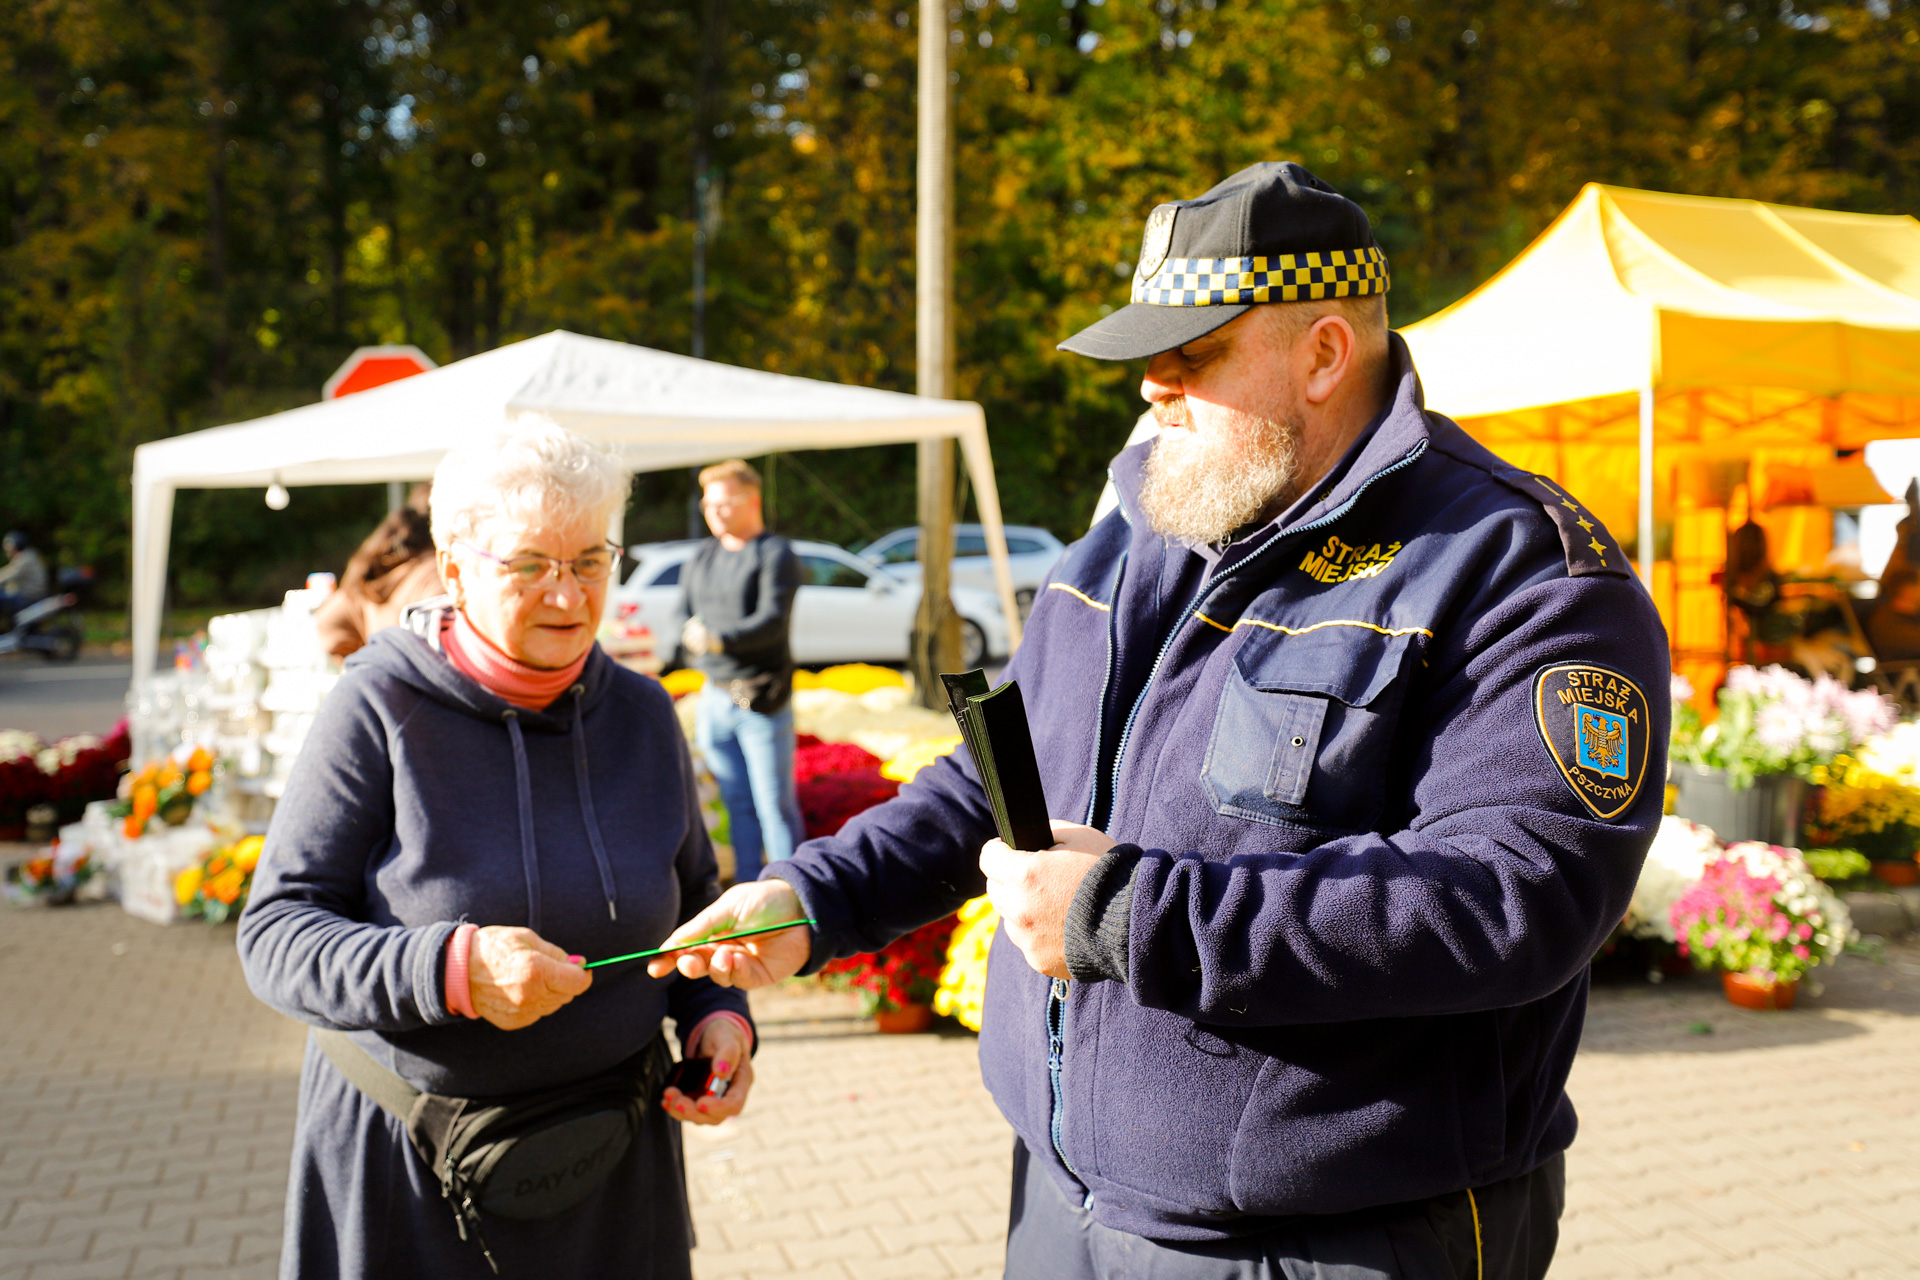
[647,880,811,988]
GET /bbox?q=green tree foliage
[3,0,1918,605]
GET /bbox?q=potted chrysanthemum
[1670,842,1853,1010]
[1670,667,1896,846]
[1808,723,1920,885]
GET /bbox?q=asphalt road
[0,656,133,740]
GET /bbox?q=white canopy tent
[130,329,1022,679]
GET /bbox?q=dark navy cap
[1059,162,1389,361]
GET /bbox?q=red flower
[798,768,900,840]
[795,741,884,785]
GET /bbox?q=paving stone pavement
[1,900,1916,1280]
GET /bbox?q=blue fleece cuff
[1064,843,1142,984]
[757,865,826,976]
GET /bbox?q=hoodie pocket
[1202,624,1423,831]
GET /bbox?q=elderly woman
[239,421,753,1280]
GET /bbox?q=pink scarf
[441,610,589,711]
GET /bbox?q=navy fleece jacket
[237,625,745,1278]
[768,334,1669,1241]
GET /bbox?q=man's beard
[1137,398,1303,545]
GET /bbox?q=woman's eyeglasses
[457,541,623,588]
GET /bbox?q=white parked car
[607,539,1009,672]
[856,524,1066,618]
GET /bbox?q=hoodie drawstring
[500,691,621,933]
[501,710,542,936]
[572,690,620,921]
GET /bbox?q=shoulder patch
[1533,663,1651,821]
[1490,466,1630,578]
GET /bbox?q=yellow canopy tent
[1402,184,1920,692]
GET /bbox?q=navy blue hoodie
[238,621,746,1277]
[769,335,1669,1242]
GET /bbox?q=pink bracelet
[684,1011,754,1062]
[445,923,480,1019]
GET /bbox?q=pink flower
[1793,944,1811,960]
[1796,922,1813,941]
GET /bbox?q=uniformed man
[652,162,1669,1280]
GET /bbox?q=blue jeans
[695,688,803,883]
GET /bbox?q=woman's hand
[645,880,812,989]
[663,1017,753,1126]
[467,926,592,1030]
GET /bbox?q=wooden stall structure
[1404,185,1920,704]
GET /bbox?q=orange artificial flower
[208,867,246,905]
[187,747,213,773]
[186,770,212,796]
[123,814,144,839]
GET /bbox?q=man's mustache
[1151,398,1190,430]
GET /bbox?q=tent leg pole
[1639,383,1655,587]
[130,479,175,696]
[958,421,1022,652]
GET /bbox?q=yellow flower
[174,866,204,906]
[231,836,266,872]
[882,736,963,784]
[796,664,907,696]
[659,668,706,698]
[932,895,999,1033]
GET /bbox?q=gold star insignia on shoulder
[1492,463,1629,579]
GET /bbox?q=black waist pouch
[316,1029,671,1273]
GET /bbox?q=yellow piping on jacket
[1046,583,1112,612]
[1193,614,1434,639]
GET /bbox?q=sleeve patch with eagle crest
[1533,663,1651,821]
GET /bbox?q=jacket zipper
[1046,977,1079,1175]
[1049,440,1426,1191]
[1082,550,1128,828]
[1102,440,1428,829]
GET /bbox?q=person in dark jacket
[238,421,754,1280]
[651,164,1669,1279]
[679,458,805,882]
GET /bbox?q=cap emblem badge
[1136,204,1178,284]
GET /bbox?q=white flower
[1626,817,1722,941]
[1670,672,1696,706]
[1858,722,1920,782]
[0,729,44,763]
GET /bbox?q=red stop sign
[323,345,438,399]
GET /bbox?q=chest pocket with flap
[1201,623,1426,832]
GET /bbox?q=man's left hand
[980,820,1118,980]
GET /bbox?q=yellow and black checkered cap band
[1131,246,1389,306]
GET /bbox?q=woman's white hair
[430,416,629,550]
